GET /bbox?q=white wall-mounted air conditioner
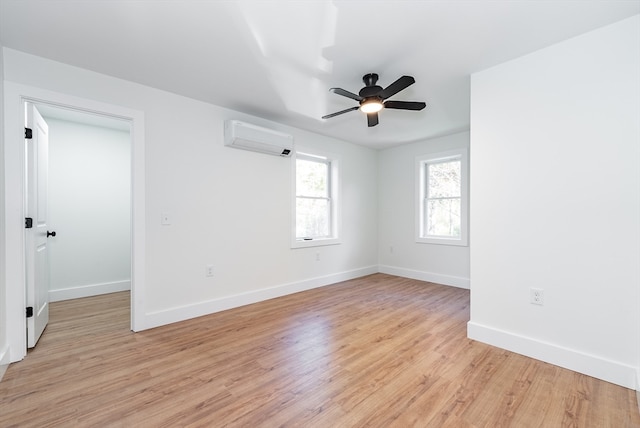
[224,120,294,157]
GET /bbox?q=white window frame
[416,148,468,246]
[291,149,341,248]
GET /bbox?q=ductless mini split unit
[224,120,294,157]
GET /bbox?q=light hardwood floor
[1,274,638,427]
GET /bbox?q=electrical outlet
[316,252,320,262]
[530,288,544,305]
[206,265,214,277]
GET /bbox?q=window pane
[296,158,328,197]
[296,198,330,238]
[428,160,460,198]
[426,198,461,237]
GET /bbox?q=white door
[25,103,51,348]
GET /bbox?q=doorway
[25,103,131,348]
[4,82,146,362]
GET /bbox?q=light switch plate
[161,211,171,225]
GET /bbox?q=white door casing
[4,82,146,363]
[25,103,50,347]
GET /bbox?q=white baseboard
[49,280,131,302]
[0,344,10,382]
[467,321,637,390]
[142,266,378,330]
[378,265,470,289]
[637,371,640,413]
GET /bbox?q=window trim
[291,148,341,249]
[415,148,469,246]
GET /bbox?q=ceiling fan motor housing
[359,73,383,98]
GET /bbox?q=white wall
[468,15,640,389]
[2,48,379,336]
[378,131,470,288]
[0,39,9,381]
[46,118,131,301]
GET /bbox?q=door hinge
[26,307,33,318]
[25,128,33,139]
[25,217,33,229]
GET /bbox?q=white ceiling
[1,1,638,149]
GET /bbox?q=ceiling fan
[322,73,426,127]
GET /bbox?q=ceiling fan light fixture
[360,98,383,114]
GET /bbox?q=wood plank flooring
[1,274,638,427]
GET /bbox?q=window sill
[416,236,468,247]
[291,237,341,249]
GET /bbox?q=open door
[25,103,51,347]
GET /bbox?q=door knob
[46,231,56,238]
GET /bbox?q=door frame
[4,82,146,362]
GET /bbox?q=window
[292,151,340,248]
[416,149,468,246]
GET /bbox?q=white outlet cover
[530,288,544,305]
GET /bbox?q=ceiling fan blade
[322,106,359,119]
[384,100,426,110]
[379,76,415,100]
[330,87,363,101]
[367,112,379,127]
